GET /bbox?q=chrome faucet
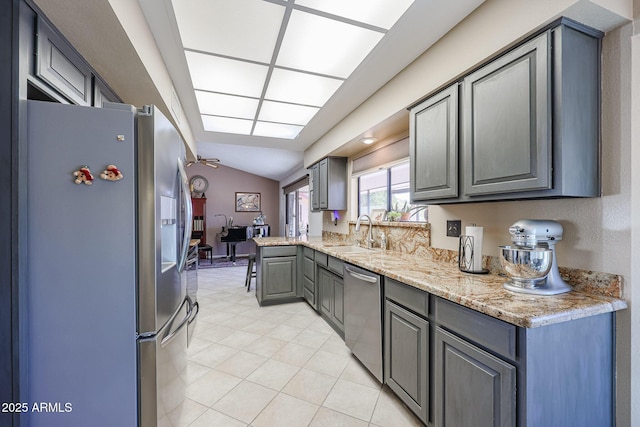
[355,214,374,249]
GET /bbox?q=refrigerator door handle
[177,158,193,272]
[188,300,199,326]
[161,297,191,347]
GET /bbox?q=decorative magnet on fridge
[100,164,124,181]
[73,166,94,185]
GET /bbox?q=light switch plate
[447,220,461,237]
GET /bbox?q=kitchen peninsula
[253,232,626,426]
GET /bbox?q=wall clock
[189,175,209,196]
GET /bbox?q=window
[357,160,426,221]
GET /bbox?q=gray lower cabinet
[255,246,301,306]
[302,247,316,308]
[384,300,429,423]
[434,327,516,427]
[317,265,344,336]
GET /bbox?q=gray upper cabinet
[36,17,92,106]
[463,32,550,196]
[309,157,347,211]
[410,83,458,200]
[410,19,602,204]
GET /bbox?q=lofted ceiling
[138,0,484,180]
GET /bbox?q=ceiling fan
[186,155,220,168]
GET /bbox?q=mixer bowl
[499,245,553,286]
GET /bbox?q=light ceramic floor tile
[188,343,238,368]
[340,358,383,390]
[286,313,318,329]
[239,319,280,336]
[189,408,248,427]
[251,393,319,427]
[182,361,211,386]
[271,342,317,367]
[309,406,369,427]
[323,379,381,422]
[185,369,242,407]
[188,266,418,427]
[166,398,208,427]
[306,317,338,334]
[212,380,277,424]
[214,350,267,378]
[242,335,288,358]
[195,324,235,343]
[319,335,352,357]
[246,358,300,391]
[291,329,332,349]
[304,349,351,377]
[370,387,423,427]
[282,368,338,405]
[267,324,304,341]
[217,330,262,350]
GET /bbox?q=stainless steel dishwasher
[344,263,383,383]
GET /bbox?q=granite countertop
[254,236,627,328]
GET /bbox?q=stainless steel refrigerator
[26,100,196,426]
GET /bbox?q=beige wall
[188,164,279,257]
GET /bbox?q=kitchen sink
[329,245,373,253]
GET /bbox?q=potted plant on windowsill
[387,211,401,222]
[393,202,428,222]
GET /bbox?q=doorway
[285,185,309,237]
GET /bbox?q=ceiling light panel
[186,51,268,98]
[253,122,304,139]
[276,10,384,78]
[258,101,319,126]
[201,115,253,134]
[295,0,415,30]
[266,68,343,106]
[172,0,284,63]
[195,91,258,119]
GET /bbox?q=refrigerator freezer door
[27,101,138,426]
[137,106,189,335]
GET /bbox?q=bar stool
[245,254,256,292]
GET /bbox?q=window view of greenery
[358,161,427,221]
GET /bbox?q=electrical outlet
[447,220,461,237]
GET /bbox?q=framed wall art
[235,192,261,212]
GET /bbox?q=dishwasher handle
[344,265,378,283]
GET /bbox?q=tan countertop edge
[253,236,628,328]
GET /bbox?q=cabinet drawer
[262,246,297,257]
[303,256,315,280]
[385,278,429,318]
[303,246,315,259]
[434,297,516,360]
[315,251,328,267]
[328,256,343,276]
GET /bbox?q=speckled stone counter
[253,236,627,328]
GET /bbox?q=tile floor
[173,265,424,427]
